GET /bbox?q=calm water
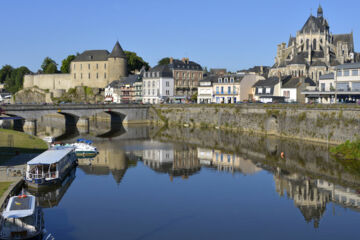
[27,126,360,239]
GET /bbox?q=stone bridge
[1,104,151,135]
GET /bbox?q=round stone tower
[107,41,128,83]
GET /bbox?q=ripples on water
[25,126,360,239]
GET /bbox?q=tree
[0,65,14,83]
[124,51,150,74]
[41,57,58,73]
[158,57,170,65]
[190,92,198,102]
[4,66,31,93]
[60,55,76,73]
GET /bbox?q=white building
[197,76,216,103]
[280,77,316,103]
[142,65,174,104]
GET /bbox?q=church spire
[317,4,323,18]
[108,41,126,58]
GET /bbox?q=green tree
[5,66,31,93]
[124,51,150,74]
[0,65,14,83]
[41,57,58,73]
[60,55,76,73]
[190,92,198,102]
[158,57,170,65]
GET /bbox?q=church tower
[107,41,128,84]
[317,5,323,18]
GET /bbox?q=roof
[282,77,316,88]
[333,33,354,50]
[300,15,329,34]
[253,76,279,87]
[169,59,202,71]
[335,62,360,70]
[199,75,217,83]
[288,36,296,47]
[73,50,110,62]
[108,41,126,58]
[27,147,74,165]
[289,52,308,65]
[144,64,173,78]
[319,73,334,80]
[2,195,36,218]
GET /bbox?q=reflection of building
[77,142,131,184]
[197,148,213,166]
[142,142,200,180]
[212,149,262,175]
[317,180,360,209]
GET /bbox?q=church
[269,5,358,82]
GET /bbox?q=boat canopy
[2,195,36,218]
[27,147,74,165]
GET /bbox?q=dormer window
[89,56,93,60]
[224,78,228,83]
[230,78,234,83]
[218,78,222,83]
[157,72,160,77]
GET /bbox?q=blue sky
[0,0,359,72]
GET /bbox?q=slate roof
[145,64,173,78]
[282,77,316,88]
[199,75,217,83]
[288,36,296,47]
[107,74,142,88]
[73,50,110,62]
[319,73,334,80]
[335,62,360,70]
[108,41,126,58]
[300,15,329,34]
[169,59,202,71]
[289,52,308,65]
[311,61,327,67]
[333,34,354,49]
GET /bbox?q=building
[237,66,269,78]
[104,74,142,103]
[142,64,174,104]
[210,68,227,76]
[280,77,316,103]
[269,5,358,83]
[197,75,217,104]
[253,75,292,103]
[303,63,360,103]
[0,91,11,103]
[169,58,203,97]
[213,74,263,103]
[24,41,128,93]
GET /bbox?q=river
[22,125,360,239]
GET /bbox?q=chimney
[277,71,282,88]
[186,58,189,64]
[170,57,173,64]
[182,57,186,63]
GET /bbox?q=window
[284,90,290,98]
[80,64,82,70]
[266,88,271,93]
[216,153,219,161]
[187,73,190,79]
[224,78,228,83]
[216,86,219,94]
[176,72,179,78]
[152,81,155,87]
[88,64,90,70]
[96,64,98,70]
[152,89,155,95]
[148,81,150,87]
[220,154,223,162]
[183,73,185,78]
[233,87,237,94]
[166,81,169,87]
[192,73,194,79]
[166,90,170,95]
[221,87,224,94]
[104,64,106,69]
[148,89,150,95]
[321,83,325,91]
[104,73,106,79]
[227,155,231,163]
[352,70,358,76]
[96,73,98,79]
[218,78,222,83]
[230,78,234,83]
[199,73,202,79]
[73,64,75,70]
[258,87,263,93]
[81,73,83,79]
[228,86,231,94]
[88,73,90,79]
[344,70,350,76]
[74,73,76,79]
[337,70,342,76]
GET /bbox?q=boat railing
[27,171,58,180]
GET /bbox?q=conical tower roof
[108,41,126,58]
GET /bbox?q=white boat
[41,137,54,144]
[0,195,43,240]
[25,146,77,189]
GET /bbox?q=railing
[27,171,58,180]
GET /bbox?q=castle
[24,41,128,95]
[269,5,358,82]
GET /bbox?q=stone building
[24,41,128,94]
[169,58,203,97]
[269,5,358,83]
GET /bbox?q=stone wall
[24,74,72,91]
[150,105,360,144]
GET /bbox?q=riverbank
[150,104,360,144]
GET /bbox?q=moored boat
[0,195,43,240]
[25,146,77,189]
[70,139,98,158]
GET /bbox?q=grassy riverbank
[331,140,360,176]
[0,182,12,199]
[0,129,48,163]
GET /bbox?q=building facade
[269,6,358,83]
[142,64,174,104]
[24,41,128,92]
[197,75,216,103]
[169,58,203,98]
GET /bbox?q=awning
[27,147,74,165]
[2,195,36,218]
